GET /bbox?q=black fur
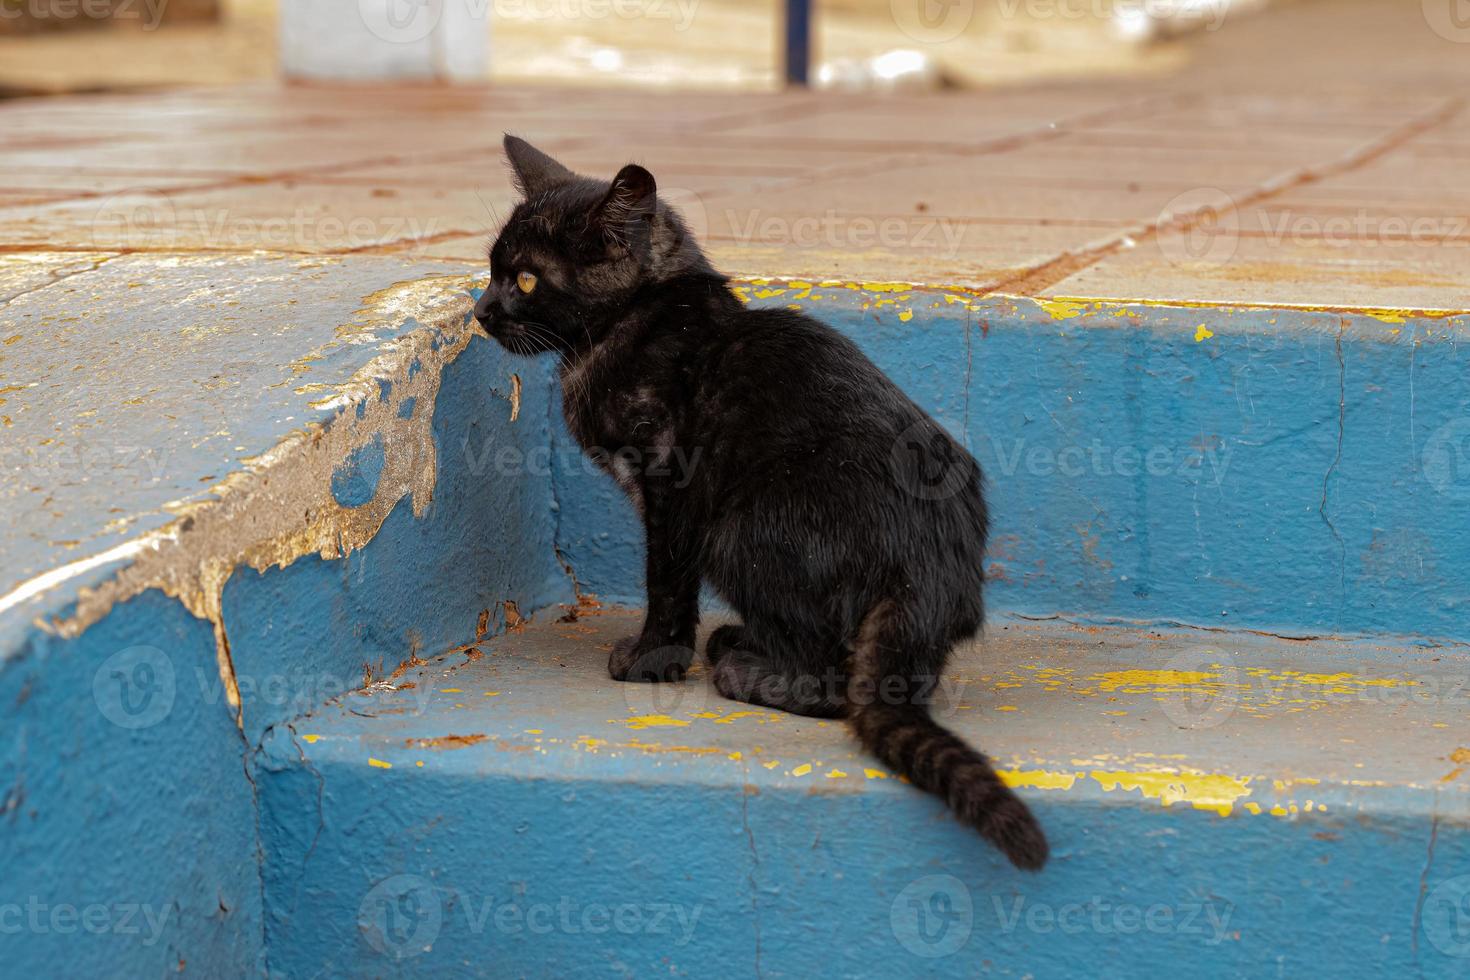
[476,135,1047,871]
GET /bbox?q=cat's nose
[473,291,501,326]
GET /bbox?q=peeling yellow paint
[827,769,848,779]
[625,740,722,756]
[368,758,392,769]
[692,708,782,725]
[1010,292,1467,325]
[1093,669,1227,693]
[721,710,782,724]
[300,734,320,743]
[791,763,812,777]
[1441,747,1470,784]
[999,769,1079,791]
[1260,670,1415,694]
[1037,298,1088,321]
[618,714,690,731]
[863,768,888,780]
[1194,324,1214,342]
[1273,777,1320,791]
[1090,769,1252,817]
[1364,310,1408,325]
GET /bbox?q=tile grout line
[653,92,1197,222]
[987,96,1469,298]
[267,96,1190,257]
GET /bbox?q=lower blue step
[255,606,1470,978]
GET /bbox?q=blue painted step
[562,288,1470,644]
[255,608,1470,978]
[9,276,1470,977]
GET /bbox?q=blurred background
[0,0,1275,97]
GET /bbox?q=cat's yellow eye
[517,271,538,294]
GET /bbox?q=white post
[280,0,489,82]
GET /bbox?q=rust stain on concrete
[503,600,527,633]
[406,734,489,750]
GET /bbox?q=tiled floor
[0,0,1466,311]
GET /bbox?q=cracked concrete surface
[0,254,477,637]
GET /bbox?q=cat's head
[474,135,715,357]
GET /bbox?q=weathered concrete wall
[219,340,570,750]
[0,588,264,976]
[7,274,1470,975]
[0,270,570,974]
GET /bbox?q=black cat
[475,136,1047,870]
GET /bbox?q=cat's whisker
[518,322,564,357]
[473,189,504,234]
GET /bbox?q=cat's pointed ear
[594,164,657,249]
[503,135,575,197]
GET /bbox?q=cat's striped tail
[845,601,1049,871]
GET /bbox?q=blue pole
[784,0,812,87]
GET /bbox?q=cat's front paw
[608,636,693,683]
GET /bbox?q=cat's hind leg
[706,624,846,719]
[704,623,747,665]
